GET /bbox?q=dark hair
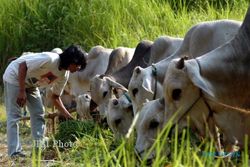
[59,44,87,71]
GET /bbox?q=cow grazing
[135,98,165,161]
[134,96,218,161]
[163,7,250,152]
[67,45,133,97]
[89,40,153,119]
[76,93,92,120]
[105,36,182,135]
[128,19,241,114]
[107,93,133,137]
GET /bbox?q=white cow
[76,93,92,120]
[67,45,134,97]
[128,19,241,114]
[163,7,250,152]
[67,45,112,97]
[105,36,182,135]
[105,47,135,74]
[90,75,127,119]
[89,40,153,119]
[134,94,220,160]
[107,93,133,136]
[135,98,166,161]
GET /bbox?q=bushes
[55,120,96,144]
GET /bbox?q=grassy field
[0,0,250,166]
[0,0,248,84]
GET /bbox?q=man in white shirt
[3,44,87,158]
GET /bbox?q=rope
[124,92,132,103]
[151,64,157,100]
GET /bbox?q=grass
[0,0,248,84]
[0,0,250,166]
[0,107,249,166]
[36,121,248,167]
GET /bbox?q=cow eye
[103,91,108,98]
[149,120,159,129]
[132,88,138,97]
[112,99,118,105]
[172,89,181,101]
[115,118,122,126]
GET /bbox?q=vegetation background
[0,0,249,166]
[0,0,248,86]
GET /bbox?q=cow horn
[135,67,141,74]
[176,56,188,69]
[106,77,128,92]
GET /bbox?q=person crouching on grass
[3,44,87,158]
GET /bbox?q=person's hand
[62,112,74,120]
[66,115,74,120]
[16,90,27,107]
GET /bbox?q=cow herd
[47,7,250,162]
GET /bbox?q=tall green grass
[0,0,248,85]
[43,121,247,167]
[0,0,249,166]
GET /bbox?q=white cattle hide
[107,93,133,137]
[135,98,165,160]
[149,36,183,64]
[163,7,250,151]
[89,40,153,119]
[76,93,92,120]
[128,19,241,114]
[68,45,112,97]
[105,47,135,74]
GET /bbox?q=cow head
[90,74,127,118]
[76,93,92,120]
[107,94,133,137]
[128,66,163,114]
[163,57,213,138]
[135,98,165,162]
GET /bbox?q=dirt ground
[0,121,59,167]
[0,129,33,166]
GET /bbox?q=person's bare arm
[17,61,27,107]
[51,94,74,119]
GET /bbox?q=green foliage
[0,0,248,86]
[161,0,240,12]
[0,1,250,166]
[53,120,248,167]
[54,120,95,144]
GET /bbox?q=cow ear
[176,56,188,69]
[142,78,154,94]
[105,77,128,92]
[186,61,215,98]
[135,66,141,74]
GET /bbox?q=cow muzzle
[134,148,154,166]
